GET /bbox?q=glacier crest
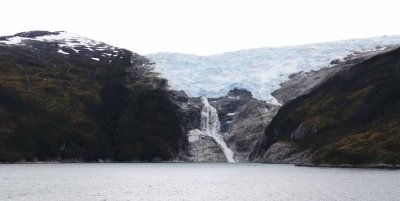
[148,36,400,104]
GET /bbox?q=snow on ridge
[35,31,80,41]
[148,35,400,104]
[0,36,26,45]
[0,31,108,51]
[36,31,105,50]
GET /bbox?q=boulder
[188,129,227,162]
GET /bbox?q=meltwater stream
[200,97,235,162]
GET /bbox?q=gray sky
[1,0,399,55]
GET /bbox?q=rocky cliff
[224,100,279,161]
[205,89,280,162]
[171,88,279,162]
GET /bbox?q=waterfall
[200,97,235,162]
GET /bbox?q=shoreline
[1,161,399,169]
[295,163,399,170]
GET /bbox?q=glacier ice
[148,36,400,104]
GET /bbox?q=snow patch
[57,49,70,55]
[0,36,25,45]
[91,57,100,61]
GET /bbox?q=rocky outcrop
[173,88,280,162]
[259,142,294,163]
[201,89,280,162]
[170,92,233,162]
[271,66,345,105]
[170,90,202,132]
[258,142,312,164]
[224,100,279,161]
[187,129,227,162]
[208,89,254,134]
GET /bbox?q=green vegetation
[0,46,187,162]
[262,48,400,165]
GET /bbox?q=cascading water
[200,97,235,162]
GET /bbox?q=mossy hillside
[0,39,187,162]
[259,47,400,165]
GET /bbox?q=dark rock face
[252,47,400,166]
[172,88,278,162]
[204,88,280,162]
[170,90,202,132]
[170,91,235,162]
[209,88,254,134]
[271,67,345,105]
[114,89,188,161]
[224,100,279,161]
[0,31,188,162]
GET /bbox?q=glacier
[148,36,400,105]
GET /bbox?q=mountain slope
[0,31,188,162]
[149,36,400,104]
[251,47,400,166]
[272,46,400,105]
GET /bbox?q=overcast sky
[1,0,399,55]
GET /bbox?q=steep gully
[200,97,235,162]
